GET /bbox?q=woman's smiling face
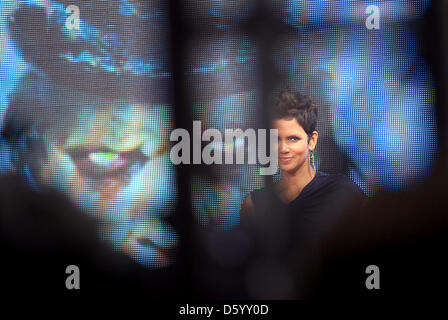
[273,118,317,174]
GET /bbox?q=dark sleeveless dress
[249,171,367,240]
[245,171,367,296]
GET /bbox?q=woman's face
[272,118,317,174]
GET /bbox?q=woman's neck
[277,164,316,197]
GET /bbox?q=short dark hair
[271,90,318,138]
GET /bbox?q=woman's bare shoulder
[240,193,254,217]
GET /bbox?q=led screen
[0,0,438,269]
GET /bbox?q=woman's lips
[279,156,294,163]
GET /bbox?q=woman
[238,91,367,298]
[240,90,366,222]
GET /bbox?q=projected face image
[7,96,178,268]
[0,0,178,267]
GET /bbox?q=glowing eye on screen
[66,147,149,181]
[89,152,120,164]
